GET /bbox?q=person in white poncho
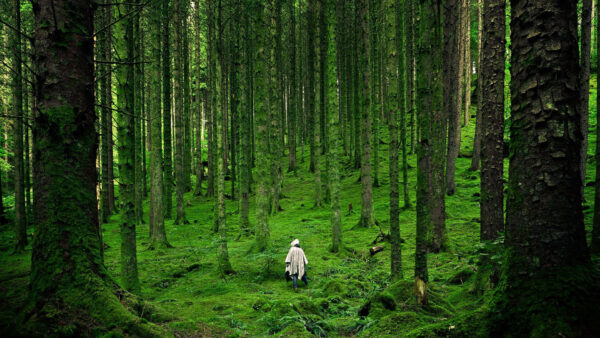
[285,239,309,290]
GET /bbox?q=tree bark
[580,0,593,199]
[480,0,505,241]
[357,0,374,228]
[492,1,599,335]
[593,0,600,254]
[469,0,483,171]
[11,0,27,253]
[174,0,188,225]
[163,0,174,219]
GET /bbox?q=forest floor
[1,80,599,337]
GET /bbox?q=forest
[0,0,599,336]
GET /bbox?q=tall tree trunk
[480,0,505,241]
[115,0,140,294]
[370,0,380,188]
[150,0,170,248]
[287,0,297,173]
[581,0,593,199]
[252,0,271,252]
[206,0,215,197]
[99,0,111,224]
[11,0,27,252]
[240,1,252,233]
[270,0,283,214]
[416,0,443,303]
[463,0,471,126]
[106,4,116,215]
[174,0,188,225]
[163,0,174,219]
[307,0,316,173]
[406,0,416,155]
[445,0,463,197]
[593,0,600,254]
[357,0,374,228]
[470,0,483,171]
[134,1,144,225]
[492,1,599,336]
[193,0,204,197]
[183,1,193,193]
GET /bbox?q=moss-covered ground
[1,79,599,336]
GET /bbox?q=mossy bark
[580,0,593,199]
[174,0,188,226]
[287,0,297,174]
[469,0,483,172]
[150,0,170,248]
[593,0,600,254]
[491,1,599,335]
[115,0,140,294]
[28,1,159,334]
[253,0,271,252]
[357,0,374,228]
[99,0,111,225]
[307,0,316,173]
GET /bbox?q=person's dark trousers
[292,273,309,289]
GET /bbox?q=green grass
[1,78,598,336]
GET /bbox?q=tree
[416,0,443,304]
[307,0,317,173]
[99,0,111,224]
[287,0,297,173]
[580,0,593,198]
[469,0,483,172]
[150,0,170,248]
[593,0,600,254]
[174,0,188,225]
[240,0,253,233]
[357,0,374,228]
[11,0,27,252]
[443,0,460,197]
[193,0,204,197]
[252,0,271,252]
[163,0,174,219]
[28,0,158,334]
[490,1,600,335]
[134,0,144,225]
[480,0,504,241]
[115,0,140,293]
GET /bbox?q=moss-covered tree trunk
[183,1,193,193]
[490,1,600,335]
[480,0,504,241]
[307,0,316,173]
[106,4,116,215]
[134,1,144,226]
[405,0,416,154]
[240,1,252,233]
[270,0,283,214]
[443,0,460,198]
[253,0,271,252]
[174,0,188,225]
[369,0,380,189]
[357,0,374,228]
[11,0,27,253]
[115,0,140,294]
[287,0,297,174]
[593,0,600,254]
[99,0,111,224]
[150,0,170,248]
[462,0,471,126]
[193,0,204,197]
[163,0,174,219]
[206,0,215,198]
[416,0,443,304]
[28,2,159,333]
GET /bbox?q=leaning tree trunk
[29,0,158,334]
[479,0,505,241]
[490,1,599,336]
[11,0,27,253]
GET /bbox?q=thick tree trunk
[480,0,505,241]
[28,1,159,334]
[11,0,27,252]
[492,1,599,335]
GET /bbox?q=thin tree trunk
[115,0,140,294]
[593,0,600,254]
[307,0,316,173]
[581,0,593,198]
[480,0,505,241]
[174,0,188,225]
[470,0,483,171]
[193,0,204,197]
[463,0,471,126]
[288,0,297,173]
[163,0,174,219]
[11,0,27,252]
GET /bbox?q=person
[285,239,308,291]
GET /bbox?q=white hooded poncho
[285,239,308,279]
